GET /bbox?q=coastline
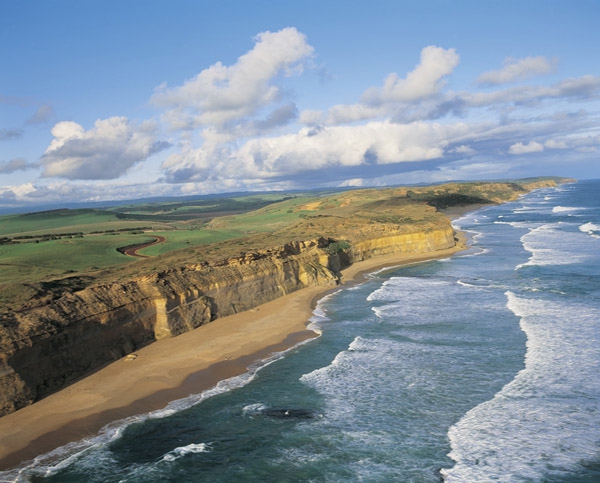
[0,212,473,472]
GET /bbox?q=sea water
[2,179,599,483]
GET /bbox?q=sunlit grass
[0,234,155,283]
[137,229,245,256]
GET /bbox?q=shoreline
[0,211,474,472]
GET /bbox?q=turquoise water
[3,180,600,482]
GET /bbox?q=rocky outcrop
[0,225,457,416]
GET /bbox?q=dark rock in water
[262,408,318,420]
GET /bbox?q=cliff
[0,223,456,416]
[0,178,571,417]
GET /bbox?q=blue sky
[1,1,599,209]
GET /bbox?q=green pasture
[136,209,313,256]
[0,194,323,283]
[0,209,161,237]
[0,233,155,284]
[108,193,293,219]
[135,197,326,256]
[207,197,317,231]
[136,229,245,256]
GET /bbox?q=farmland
[0,193,300,284]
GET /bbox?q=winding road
[119,236,166,258]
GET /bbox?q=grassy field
[0,210,138,236]
[0,193,309,284]
[136,229,244,257]
[0,234,158,284]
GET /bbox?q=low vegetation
[0,177,572,311]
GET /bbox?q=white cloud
[2,182,36,200]
[299,109,325,126]
[0,179,196,207]
[156,32,600,188]
[338,178,365,187]
[153,37,600,188]
[157,34,600,186]
[151,27,314,130]
[162,120,473,182]
[477,56,557,85]
[362,46,459,104]
[557,75,600,98]
[508,141,544,154]
[325,103,384,125]
[6,35,596,211]
[319,46,459,125]
[449,145,477,156]
[544,139,568,150]
[542,134,600,152]
[41,117,167,180]
[455,75,600,109]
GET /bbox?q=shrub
[325,240,351,254]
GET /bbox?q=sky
[1,0,599,211]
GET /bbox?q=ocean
[3,179,599,482]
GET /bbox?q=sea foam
[517,222,590,268]
[160,443,210,463]
[580,221,600,237]
[552,205,585,213]
[442,292,600,482]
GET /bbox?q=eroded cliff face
[0,223,457,417]
[349,226,456,262]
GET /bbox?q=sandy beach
[0,232,469,471]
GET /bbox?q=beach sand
[0,228,470,471]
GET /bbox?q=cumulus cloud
[41,117,168,180]
[4,27,600,212]
[316,46,459,125]
[508,141,544,154]
[324,103,383,125]
[157,38,600,187]
[362,46,459,105]
[162,120,473,183]
[0,177,277,209]
[299,109,325,126]
[151,27,313,130]
[0,188,17,203]
[541,134,600,152]
[477,56,557,85]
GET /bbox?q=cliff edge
[0,178,571,417]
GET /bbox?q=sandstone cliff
[0,178,571,417]
[0,225,456,416]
